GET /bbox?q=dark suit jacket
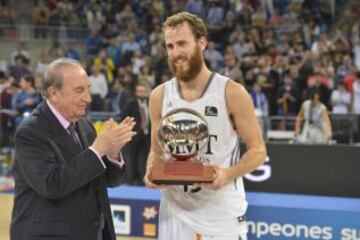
[121,98,150,138]
[10,101,125,240]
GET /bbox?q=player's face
[165,22,205,82]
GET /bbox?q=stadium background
[1,0,360,239]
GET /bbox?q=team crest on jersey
[205,106,218,116]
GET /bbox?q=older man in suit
[10,58,136,240]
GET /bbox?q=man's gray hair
[41,58,82,98]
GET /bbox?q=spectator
[131,50,146,76]
[93,48,115,84]
[121,83,150,185]
[11,75,42,127]
[152,45,169,86]
[311,33,333,56]
[64,42,81,61]
[229,23,245,44]
[207,1,224,29]
[220,53,243,84]
[336,54,356,83]
[276,35,290,55]
[106,37,122,68]
[115,3,136,29]
[32,2,50,39]
[138,64,155,95]
[269,9,284,26]
[331,82,351,114]
[122,33,141,61]
[47,39,64,60]
[34,50,50,77]
[276,73,299,117]
[232,35,250,60]
[111,79,131,114]
[86,28,103,56]
[149,24,163,45]
[352,72,360,114]
[251,5,267,30]
[295,90,332,144]
[185,0,204,18]
[88,66,108,111]
[0,76,19,146]
[306,71,331,106]
[8,55,31,83]
[354,39,360,70]
[251,81,269,117]
[204,41,223,71]
[10,42,30,66]
[0,1,15,24]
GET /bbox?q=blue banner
[108,187,360,239]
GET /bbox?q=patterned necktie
[67,123,83,149]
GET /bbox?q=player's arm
[322,108,332,140]
[294,104,305,136]
[225,80,267,178]
[206,80,266,189]
[144,85,166,188]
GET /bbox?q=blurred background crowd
[1,0,360,185]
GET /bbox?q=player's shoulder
[151,78,175,97]
[225,79,248,98]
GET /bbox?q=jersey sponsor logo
[206,134,218,155]
[205,106,218,116]
[167,134,218,156]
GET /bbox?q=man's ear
[47,86,58,102]
[198,36,208,51]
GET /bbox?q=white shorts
[158,199,247,240]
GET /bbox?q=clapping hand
[91,117,136,157]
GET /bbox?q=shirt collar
[46,100,71,130]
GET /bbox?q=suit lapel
[37,102,81,154]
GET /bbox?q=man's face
[19,78,30,90]
[165,22,205,82]
[49,66,91,122]
[135,85,147,100]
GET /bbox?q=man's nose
[84,89,91,103]
[170,46,182,59]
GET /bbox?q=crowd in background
[1,0,360,182]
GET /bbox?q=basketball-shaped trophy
[149,108,214,185]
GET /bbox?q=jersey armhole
[224,79,237,130]
[158,84,165,116]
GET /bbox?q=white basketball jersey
[161,73,248,236]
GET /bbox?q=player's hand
[143,165,168,189]
[202,164,230,190]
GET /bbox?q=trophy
[149,108,214,185]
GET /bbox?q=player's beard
[168,44,204,82]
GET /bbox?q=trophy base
[150,160,214,185]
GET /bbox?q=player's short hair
[163,11,207,40]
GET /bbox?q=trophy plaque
[149,108,214,185]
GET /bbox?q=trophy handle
[162,108,209,124]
